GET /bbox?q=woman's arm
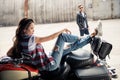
[35,28,71,43]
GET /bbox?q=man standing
[76,5,89,37]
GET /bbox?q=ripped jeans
[49,33,92,71]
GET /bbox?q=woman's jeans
[49,33,92,71]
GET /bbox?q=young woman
[7,18,97,72]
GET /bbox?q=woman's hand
[62,28,71,34]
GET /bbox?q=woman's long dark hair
[11,18,34,58]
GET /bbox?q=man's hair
[78,4,83,8]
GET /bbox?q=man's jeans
[80,28,89,36]
[49,33,92,71]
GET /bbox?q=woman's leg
[48,28,97,71]
[49,33,79,71]
[62,29,98,56]
[63,35,92,56]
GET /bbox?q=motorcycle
[0,37,117,80]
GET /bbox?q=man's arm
[76,13,84,29]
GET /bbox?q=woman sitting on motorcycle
[7,18,98,72]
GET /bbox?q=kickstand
[96,58,118,79]
[102,59,118,79]
[107,65,118,78]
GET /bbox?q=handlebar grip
[0,58,35,66]
[0,61,10,64]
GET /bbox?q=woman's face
[24,22,35,36]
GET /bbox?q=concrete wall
[0,0,120,26]
[0,0,82,26]
[0,0,24,26]
[84,0,93,19]
[28,0,81,23]
[111,0,120,19]
[85,0,120,20]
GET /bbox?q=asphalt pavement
[0,19,120,80]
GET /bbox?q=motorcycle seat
[66,49,94,69]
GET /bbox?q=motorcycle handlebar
[0,53,33,65]
[0,58,34,65]
[0,61,10,64]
